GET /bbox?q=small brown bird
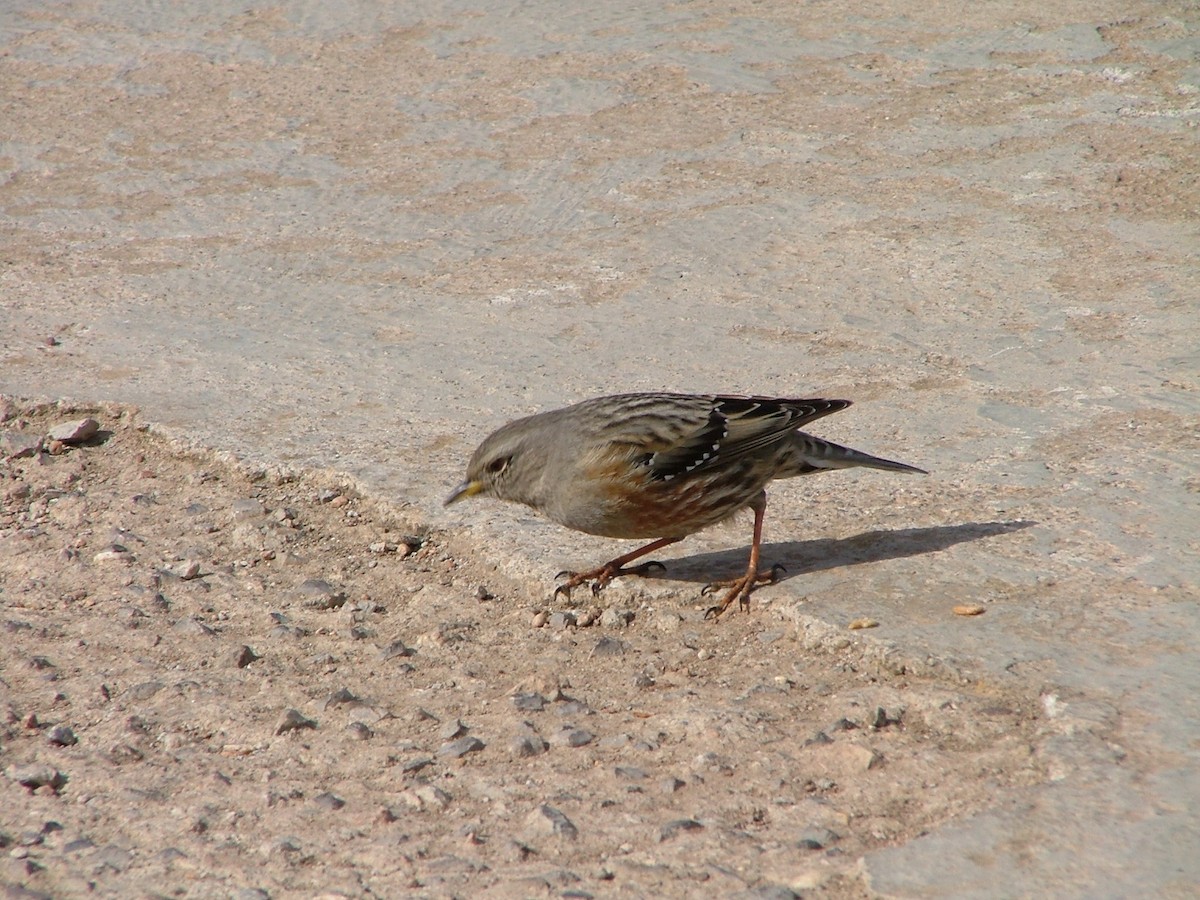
[446,393,926,618]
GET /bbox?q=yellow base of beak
[444,480,485,506]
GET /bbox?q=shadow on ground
[638,520,1036,585]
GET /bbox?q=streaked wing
[647,395,852,481]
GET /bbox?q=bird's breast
[548,451,767,539]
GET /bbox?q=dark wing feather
[645,407,728,481]
[648,396,851,481]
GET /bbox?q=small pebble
[376,807,399,824]
[440,718,467,740]
[47,417,99,444]
[1,432,42,459]
[870,706,905,729]
[323,688,360,709]
[509,734,548,758]
[555,727,595,748]
[556,698,591,715]
[173,618,215,637]
[128,681,164,700]
[512,691,547,711]
[599,608,633,629]
[527,804,578,840]
[229,646,259,669]
[47,725,77,746]
[848,618,879,630]
[115,606,147,628]
[5,764,65,791]
[797,826,840,850]
[532,611,549,628]
[379,639,414,660]
[438,736,485,759]
[177,560,202,580]
[659,818,704,841]
[591,636,627,657]
[953,604,986,616]
[312,792,345,811]
[401,784,451,811]
[346,722,372,741]
[93,548,134,565]
[296,579,346,610]
[264,837,301,858]
[274,709,317,735]
[548,611,577,630]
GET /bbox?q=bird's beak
[444,479,484,507]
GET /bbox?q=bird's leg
[703,492,781,619]
[554,536,681,600]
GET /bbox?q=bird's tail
[780,432,928,477]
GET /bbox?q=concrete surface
[3,0,1198,895]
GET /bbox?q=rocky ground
[1,400,1049,898]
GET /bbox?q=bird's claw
[552,560,663,601]
[701,562,784,621]
[553,569,611,601]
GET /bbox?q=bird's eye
[486,456,510,475]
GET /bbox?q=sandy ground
[1,400,1049,898]
[2,0,1198,897]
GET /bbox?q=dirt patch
[2,400,1048,897]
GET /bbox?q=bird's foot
[702,563,786,620]
[553,560,667,601]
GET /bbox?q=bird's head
[444,415,551,509]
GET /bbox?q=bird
[445,392,926,619]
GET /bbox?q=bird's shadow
[640,520,1035,585]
